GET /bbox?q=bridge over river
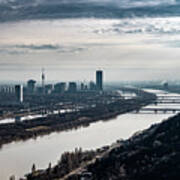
[131,90,180,114]
[133,108,180,114]
[154,100,180,104]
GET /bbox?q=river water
[0,89,180,179]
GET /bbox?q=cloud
[15,44,86,53]
[15,44,59,50]
[0,44,86,55]
[0,0,179,22]
[92,17,180,35]
[1,0,176,8]
[0,48,27,55]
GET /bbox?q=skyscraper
[15,85,23,103]
[89,81,96,91]
[27,79,36,93]
[68,82,77,93]
[42,68,45,94]
[54,82,66,94]
[96,70,103,91]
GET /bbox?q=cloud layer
[0,0,179,22]
[0,1,180,82]
[0,44,86,55]
[92,17,180,35]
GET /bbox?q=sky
[1,0,180,82]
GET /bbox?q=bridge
[122,95,180,104]
[157,95,180,99]
[122,95,180,99]
[154,100,180,104]
[133,108,180,114]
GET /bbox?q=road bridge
[133,108,180,114]
[157,96,180,99]
[154,100,180,104]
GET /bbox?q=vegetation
[67,113,180,180]
[26,148,96,180]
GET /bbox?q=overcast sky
[1,0,180,82]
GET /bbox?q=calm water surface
[0,89,179,179]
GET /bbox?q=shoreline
[27,110,180,180]
[0,91,156,148]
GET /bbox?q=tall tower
[41,68,45,94]
[15,85,23,103]
[96,70,103,91]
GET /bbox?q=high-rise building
[89,81,96,91]
[45,84,54,94]
[54,82,66,94]
[0,86,15,94]
[41,68,45,94]
[80,83,85,91]
[27,79,36,93]
[68,82,77,93]
[15,85,23,103]
[96,70,103,91]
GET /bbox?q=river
[0,89,179,179]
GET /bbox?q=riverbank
[0,90,156,148]
[82,112,180,180]
[27,111,180,180]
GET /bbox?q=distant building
[89,81,96,90]
[84,85,88,90]
[27,79,36,93]
[0,86,15,94]
[162,81,168,89]
[81,83,85,91]
[96,70,103,91]
[54,82,66,94]
[41,69,45,95]
[8,86,15,94]
[45,84,53,94]
[81,82,88,91]
[68,82,77,93]
[15,85,23,103]
[37,87,43,94]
